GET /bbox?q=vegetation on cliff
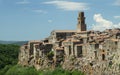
[0,65,85,75]
[3,65,85,75]
[5,65,38,75]
[39,67,85,75]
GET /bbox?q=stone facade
[19,12,120,74]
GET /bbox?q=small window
[115,42,117,45]
[102,54,105,60]
[102,50,105,52]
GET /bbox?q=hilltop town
[18,12,120,75]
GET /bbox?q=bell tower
[77,12,86,32]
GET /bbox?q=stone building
[18,44,29,66]
[19,12,120,75]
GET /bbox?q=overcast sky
[0,0,120,41]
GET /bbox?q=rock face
[62,56,120,75]
[18,12,120,75]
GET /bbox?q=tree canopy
[0,44,20,69]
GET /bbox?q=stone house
[18,44,30,66]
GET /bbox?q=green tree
[0,44,19,72]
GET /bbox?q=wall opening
[102,50,105,60]
[69,46,71,55]
[94,51,97,59]
[102,54,105,60]
[77,46,82,57]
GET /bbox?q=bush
[72,70,85,75]
[38,67,85,75]
[1,65,85,75]
[5,65,39,75]
[0,65,12,75]
[47,51,54,60]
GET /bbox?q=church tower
[77,12,86,32]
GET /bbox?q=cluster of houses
[18,12,120,74]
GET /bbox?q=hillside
[0,40,28,46]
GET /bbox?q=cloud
[114,0,120,6]
[43,1,89,11]
[48,20,53,23]
[16,0,30,4]
[114,16,120,19]
[32,9,47,14]
[92,14,120,31]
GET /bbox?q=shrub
[47,51,54,60]
[5,65,38,75]
[38,67,85,75]
[72,70,85,75]
[0,65,12,75]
